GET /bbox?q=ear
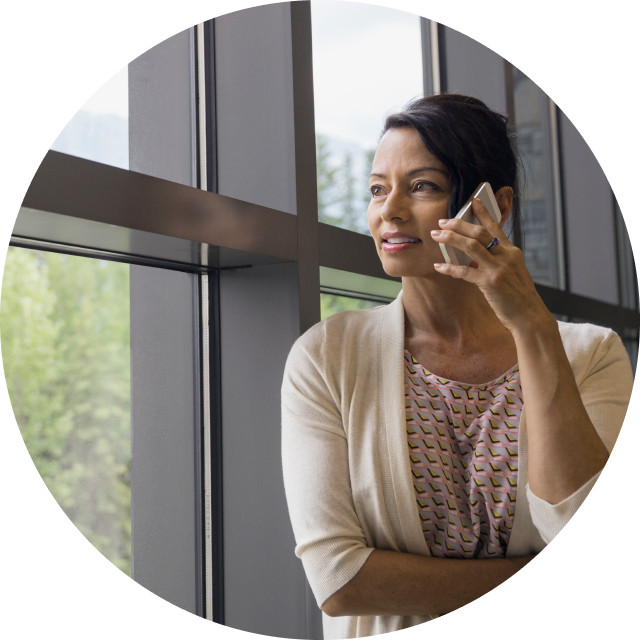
[495,186,514,227]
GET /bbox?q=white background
[1,0,637,638]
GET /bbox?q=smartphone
[439,182,502,266]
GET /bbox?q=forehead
[372,127,446,174]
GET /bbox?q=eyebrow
[369,166,449,179]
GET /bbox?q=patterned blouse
[404,349,524,558]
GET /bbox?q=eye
[414,181,438,193]
[370,185,385,197]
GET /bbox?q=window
[3,5,638,639]
[311,0,423,235]
[319,266,400,319]
[51,66,129,169]
[512,67,562,287]
[1,248,131,573]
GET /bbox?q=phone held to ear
[439,182,502,266]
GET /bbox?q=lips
[382,231,421,242]
[381,236,421,253]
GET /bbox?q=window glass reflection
[1,248,131,573]
[311,0,423,236]
[512,67,560,287]
[51,66,128,169]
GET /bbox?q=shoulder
[557,320,631,384]
[557,320,615,351]
[290,306,388,357]
[284,305,388,384]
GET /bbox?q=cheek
[366,203,377,232]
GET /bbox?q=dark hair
[381,94,522,239]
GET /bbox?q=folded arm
[321,548,534,618]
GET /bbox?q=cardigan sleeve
[281,326,375,608]
[527,329,634,544]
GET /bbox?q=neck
[401,273,508,346]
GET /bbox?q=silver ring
[485,237,499,251]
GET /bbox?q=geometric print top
[404,349,523,559]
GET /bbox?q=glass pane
[622,328,639,376]
[320,266,402,299]
[321,292,384,320]
[51,66,129,169]
[1,248,131,573]
[512,67,560,287]
[615,201,638,310]
[311,0,423,236]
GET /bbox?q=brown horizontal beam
[536,283,640,332]
[22,151,298,262]
[17,151,640,332]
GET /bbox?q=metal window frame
[420,18,446,95]
[549,99,568,291]
[195,19,224,624]
[17,149,640,329]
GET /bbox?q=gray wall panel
[214,4,321,636]
[129,28,196,187]
[443,26,508,115]
[129,28,201,615]
[560,112,618,304]
[215,3,297,214]
[220,261,306,638]
[130,267,200,613]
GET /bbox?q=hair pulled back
[382,94,521,231]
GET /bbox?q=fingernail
[438,219,448,226]
[430,230,441,237]
[434,263,444,269]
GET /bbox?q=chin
[380,258,434,279]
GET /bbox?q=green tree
[316,134,374,235]
[317,133,342,225]
[320,293,382,321]
[1,248,131,574]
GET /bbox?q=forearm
[512,317,609,504]
[321,549,533,618]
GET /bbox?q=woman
[281,94,633,639]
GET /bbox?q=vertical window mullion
[197,19,224,624]
[548,99,567,291]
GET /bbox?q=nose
[380,185,411,223]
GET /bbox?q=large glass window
[50,66,129,170]
[1,248,131,573]
[512,67,561,287]
[311,0,423,235]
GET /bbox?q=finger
[438,217,504,253]
[471,198,511,245]
[431,228,500,266]
[433,262,484,282]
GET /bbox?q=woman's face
[368,127,452,278]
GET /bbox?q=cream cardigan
[281,291,633,639]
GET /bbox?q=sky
[52,1,425,177]
[79,65,128,118]
[53,1,424,161]
[311,0,423,150]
